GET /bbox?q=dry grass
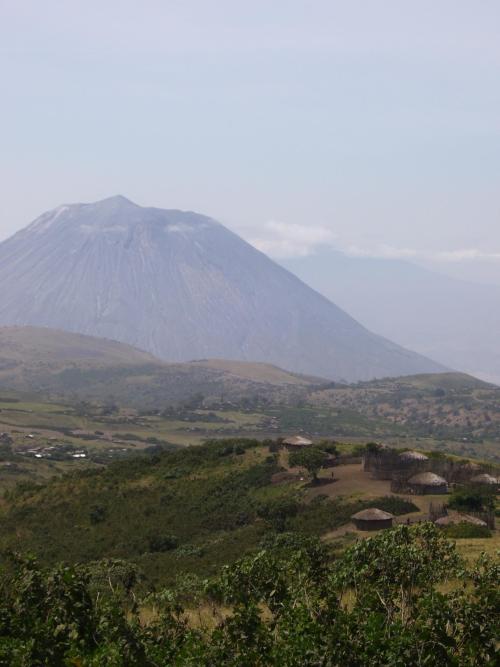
[308,463,393,501]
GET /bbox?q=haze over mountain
[0,196,445,382]
[280,249,500,384]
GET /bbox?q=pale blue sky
[1,1,500,282]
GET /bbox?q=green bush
[257,497,299,532]
[148,534,179,553]
[89,505,107,524]
[0,525,497,665]
[174,544,204,558]
[374,496,419,516]
[442,523,492,539]
[448,487,495,512]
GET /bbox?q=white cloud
[243,221,500,265]
[343,244,419,259]
[433,249,500,262]
[340,244,500,263]
[249,220,336,258]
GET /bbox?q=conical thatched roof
[351,508,394,521]
[408,472,447,486]
[470,473,498,485]
[283,435,313,446]
[399,450,428,461]
[435,513,487,527]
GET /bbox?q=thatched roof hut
[283,435,313,450]
[399,450,428,462]
[351,508,394,531]
[435,513,487,528]
[408,472,448,495]
[470,473,498,486]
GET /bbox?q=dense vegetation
[0,524,497,665]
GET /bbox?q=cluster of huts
[354,446,498,531]
[280,436,498,532]
[350,507,490,532]
[363,446,499,496]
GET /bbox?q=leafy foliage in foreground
[0,524,497,666]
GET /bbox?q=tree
[289,447,328,481]
[318,440,338,456]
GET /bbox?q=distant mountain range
[0,196,445,382]
[280,249,500,384]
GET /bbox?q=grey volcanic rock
[0,196,445,381]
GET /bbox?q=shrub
[148,534,178,553]
[373,496,419,516]
[257,498,299,532]
[448,487,495,512]
[442,523,492,539]
[89,505,107,524]
[174,544,204,558]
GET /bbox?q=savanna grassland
[0,346,498,665]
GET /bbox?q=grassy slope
[0,325,156,366]
[188,359,323,385]
[0,326,321,407]
[368,372,493,391]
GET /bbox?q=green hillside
[0,438,422,586]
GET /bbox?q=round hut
[282,435,313,451]
[351,508,394,531]
[408,472,448,495]
[435,513,487,528]
[470,473,498,487]
[399,450,429,464]
[397,450,429,474]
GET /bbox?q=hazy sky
[1,1,499,282]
